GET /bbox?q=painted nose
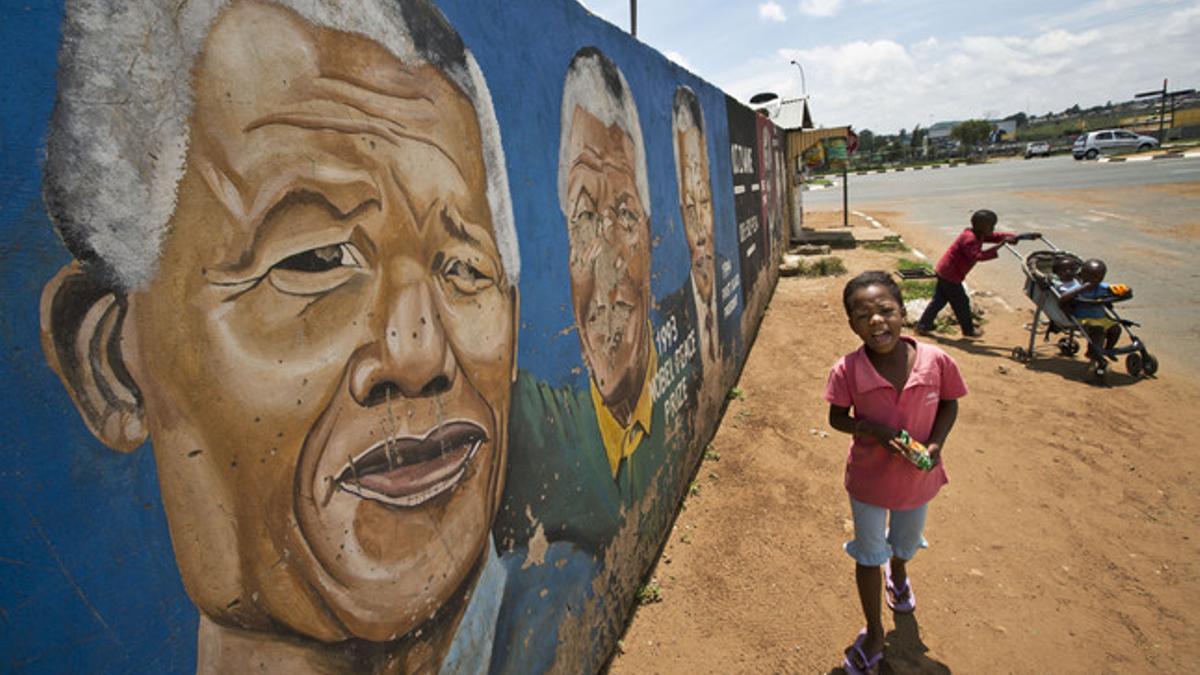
[350,279,455,406]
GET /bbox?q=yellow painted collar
[590,339,658,478]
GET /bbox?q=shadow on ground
[916,331,1153,388]
[825,613,951,675]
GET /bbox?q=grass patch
[899,278,936,300]
[897,257,933,272]
[785,256,847,277]
[861,239,909,252]
[637,580,663,605]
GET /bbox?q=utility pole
[629,0,637,36]
[1135,79,1196,143]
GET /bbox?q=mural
[672,86,723,422]
[0,0,790,672]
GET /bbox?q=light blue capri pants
[844,497,929,566]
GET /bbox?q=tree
[857,128,875,154]
[910,125,927,149]
[950,119,993,159]
[1004,111,1029,128]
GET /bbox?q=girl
[824,271,967,674]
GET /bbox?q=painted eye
[617,206,640,232]
[443,258,494,294]
[267,242,364,296]
[275,243,362,272]
[571,209,599,237]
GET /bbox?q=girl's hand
[926,442,943,467]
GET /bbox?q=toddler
[1058,258,1123,370]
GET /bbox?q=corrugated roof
[772,97,813,130]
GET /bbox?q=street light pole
[630,0,637,36]
[789,60,807,98]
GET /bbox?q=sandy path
[608,220,1200,674]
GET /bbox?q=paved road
[805,155,1200,378]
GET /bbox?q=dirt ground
[607,211,1200,674]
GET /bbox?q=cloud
[797,0,843,18]
[759,2,787,22]
[732,5,1198,136]
[664,51,693,71]
[1162,2,1200,36]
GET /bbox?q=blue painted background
[0,0,778,671]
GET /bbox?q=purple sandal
[842,628,884,675]
[885,564,916,613]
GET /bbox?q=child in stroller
[1057,259,1124,370]
[1007,242,1156,381]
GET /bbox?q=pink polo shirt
[823,337,967,510]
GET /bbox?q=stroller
[1005,237,1157,381]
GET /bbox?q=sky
[576,0,1200,134]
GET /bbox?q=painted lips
[333,420,487,508]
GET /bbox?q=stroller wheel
[1011,346,1031,363]
[1142,353,1159,377]
[1057,337,1080,356]
[1126,352,1143,378]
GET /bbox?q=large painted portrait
[672,85,722,420]
[4,0,793,671]
[558,47,659,495]
[39,0,517,671]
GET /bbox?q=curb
[1097,151,1199,163]
[818,162,970,181]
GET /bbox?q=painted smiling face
[117,3,515,643]
[677,126,714,304]
[847,283,906,356]
[564,105,651,411]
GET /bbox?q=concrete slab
[791,225,901,247]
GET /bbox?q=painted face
[847,284,906,355]
[119,3,514,643]
[564,105,651,410]
[677,126,715,304]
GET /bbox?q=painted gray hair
[43,0,518,290]
[670,85,705,183]
[556,47,649,217]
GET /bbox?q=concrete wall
[0,1,788,672]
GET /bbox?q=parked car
[1072,129,1158,160]
[1024,141,1051,158]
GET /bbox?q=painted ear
[40,263,146,452]
[510,288,520,384]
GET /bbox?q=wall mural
[0,0,789,672]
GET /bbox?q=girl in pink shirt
[824,271,967,675]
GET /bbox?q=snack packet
[895,430,935,472]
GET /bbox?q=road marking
[1088,209,1133,222]
[851,210,883,228]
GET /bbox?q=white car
[1073,129,1158,160]
[1024,141,1050,158]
